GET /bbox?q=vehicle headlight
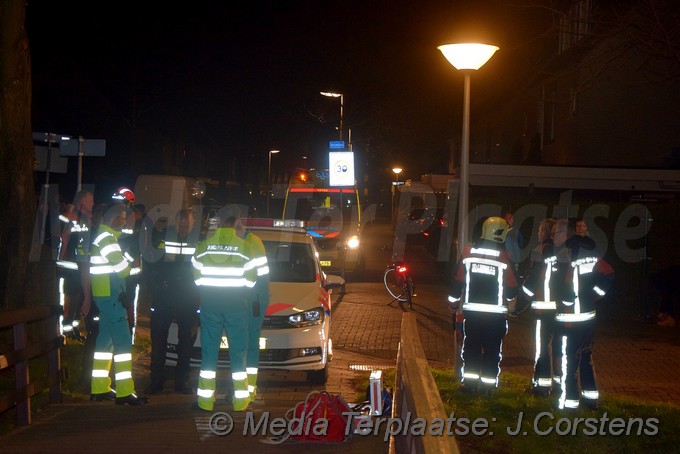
[288,309,324,327]
[346,235,360,249]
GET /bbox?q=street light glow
[439,42,498,256]
[320,91,344,141]
[437,43,499,70]
[392,167,402,176]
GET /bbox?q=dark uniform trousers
[532,310,562,389]
[462,312,508,389]
[558,320,597,407]
[149,280,198,389]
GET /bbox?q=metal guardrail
[389,312,459,454]
[0,305,63,425]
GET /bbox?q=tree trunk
[0,1,38,310]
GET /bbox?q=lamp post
[267,149,280,217]
[438,43,498,256]
[320,91,344,141]
[392,167,402,220]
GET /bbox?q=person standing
[574,218,589,238]
[502,210,525,272]
[146,209,200,395]
[112,188,142,340]
[236,219,270,401]
[447,217,519,395]
[192,206,257,412]
[521,217,560,396]
[57,190,94,338]
[553,219,614,410]
[85,203,148,406]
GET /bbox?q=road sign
[34,145,68,173]
[329,141,345,150]
[32,132,63,144]
[59,138,106,156]
[329,151,355,187]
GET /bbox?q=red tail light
[397,265,408,274]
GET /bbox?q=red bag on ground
[288,390,351,442]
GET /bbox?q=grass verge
[357,368,680,453]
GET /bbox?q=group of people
[447,215,614,410]
[57,190,270,412]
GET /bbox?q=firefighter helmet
[112,186,135,205]
[481,216,511,243]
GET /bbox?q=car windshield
[262,240,316,283]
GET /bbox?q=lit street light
[392,167,402,220]
[267,149,280,217]
[438,43,498,256]
[320,91,344,141]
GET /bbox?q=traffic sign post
[33,132,68,246]
[59,136,106,191]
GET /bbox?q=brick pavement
[336,280,680,407]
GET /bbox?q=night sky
[27,1,550,201]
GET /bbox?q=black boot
[116,393,149,406]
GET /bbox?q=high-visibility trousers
[91,294,135,397]
[196,289,249,411]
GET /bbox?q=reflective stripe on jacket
[192,227,257,289]
[449,242,518,314]
[556,249,614,324]
[89,225,130,297]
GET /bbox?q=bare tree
[0,1,39,310]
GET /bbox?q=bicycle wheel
[384,268,407,301]
[405,276,414,309]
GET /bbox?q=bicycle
[384,262,415,309]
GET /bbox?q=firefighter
[112,187,142,340]
[521,217,560,396]
[236,218,270,401]
[447,217,519,395]
[57,191,94,338]
[192,205,257,412]
[85,203,148,406]
[146,209,199,395]
[553,219,614,410]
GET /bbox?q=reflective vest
[555,248,614,324]
[522,253,559,311]
[243,231,270,303]
[89,225,130,297]
[192,227,257,289]
[154,227,199,284]
[449,243,518,314]
[57,215,90,272]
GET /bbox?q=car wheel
[307,365,329,385]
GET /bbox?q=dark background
[27,1,549,203]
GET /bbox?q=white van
[133,174,204,226]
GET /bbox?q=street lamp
[267,149,280,217]
[392,167,402,220]
[320,91,344,141]
[438,43,498,256]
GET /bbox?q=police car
[165,219,344,384]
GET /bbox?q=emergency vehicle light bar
[289,188,355,193]
[241,218,306,229]
[273,219,305,228]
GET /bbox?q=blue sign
[329,141,345,149]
